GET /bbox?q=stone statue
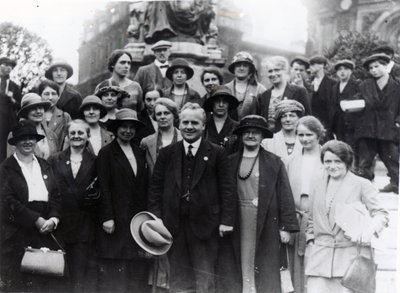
[127,0,217,45]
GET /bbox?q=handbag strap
[50,233,65,252]
[356,238,374,261]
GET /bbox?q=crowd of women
[0,42,395,293]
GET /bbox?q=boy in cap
[309,55,337,142]
[0,56,21,162]
[45,59,82,119]
[134,40,173,93]
[290,56,311,90]
[355,53,399,193]
[372,45,400,82]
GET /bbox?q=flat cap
[0,56,17,68]
[290,56,310,68]
[372,45,395,56]
[334,59,355,71]
[309,55,328,65]
[362,53,390,69]
[151,40,172,51]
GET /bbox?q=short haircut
[295,115,325,139]
[200,67,223,84]
[264,56,290,73]
[67,119,91,136]
[179,102,206,124]
[321,140,353,169]
[107,49,133,72]
[152,97,179,125]
[38,80,60,96]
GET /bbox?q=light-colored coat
[305,171,388,277]
[262,131,302,162]
[140,128,182,174]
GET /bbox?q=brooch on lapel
[203,156,208,161]
[66,161,70,165]
[43,174,48,180]
[252,198,258,207]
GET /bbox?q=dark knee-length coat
[220,148,299,293]
[96,140,148,259]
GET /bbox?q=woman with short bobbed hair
[259,56,311,132]
[284,115,325,293]
[305,140,388,292]
[141,98,182,174]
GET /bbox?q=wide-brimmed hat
[151,40,172,51]
[334,59,355,71]
[166,58,194,81]
[79,95,107,119]
[233,115,273,138]
[45,59,73,80]
[94,79,130,100]
[0,56,17,68]
[107,108,145,133]
[362,53,390,69]
[8,120,45,145]
[228,51,256,74]
[202,85,239,112]
[130,211,173,256]
[309,55,328,66]
[17,93,51,118]
[290,56,310,69]
[275,99,305,121]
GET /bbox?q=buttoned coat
[148,140,236,240]
[262,130,302,161]
[96,140,148,259]
[45,107,71,151]
[57,84,82,119]
[224,149,299,293]
[258,84,311,131]
[140,128,182,174]
[0,155,61,254]
[162,84,203,109]
[48,148,97,244]
[354,77,400,142]
[134,62,172,93]
[310,75,337,131]
[204,116,239,154]
[331,78,361,145]
[305,171,388,277]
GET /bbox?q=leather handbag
[280,244,294,293]
[341,241,377,293]
[20,233,65,277]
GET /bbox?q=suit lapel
[283,84,294,99]
[173,142,184,190]
[148,134,158,165]
[190,140,209,189]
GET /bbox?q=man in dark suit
[148,102,235,293]
[372,45,400,83]
[309,55,337,142]
[0,57,21,162]
[45,60,82,119]
[134,40,173,93]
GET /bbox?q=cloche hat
[233,115,273,138]
[202,85,239,112]
[17,93,51,118]
[165,58,194,81]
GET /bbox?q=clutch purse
[341,241,377,293]
[280,244,294,293]
[20,233,65,277]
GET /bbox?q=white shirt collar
[183,138,202,156]
[387,60,394,73]
[154,59,169,68]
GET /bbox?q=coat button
[254,267,259,274]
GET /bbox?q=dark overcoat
[0,155,61,256]
[162,84,203,108]
[134,62,172,93]
[57,84,82,119]
[220,149,299,293]
[258,83,312,130]
[354,77,400,142]
[204,116,239,154]
[96,140,148,259]
[48,148,97,244]
[331,78,361,145]
[148,139,236,240]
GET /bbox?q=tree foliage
[324,31,386,80]
[0,22,53,93]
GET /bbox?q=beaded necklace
[238,151,259,180]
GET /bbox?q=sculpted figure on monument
[127,0,217,45]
